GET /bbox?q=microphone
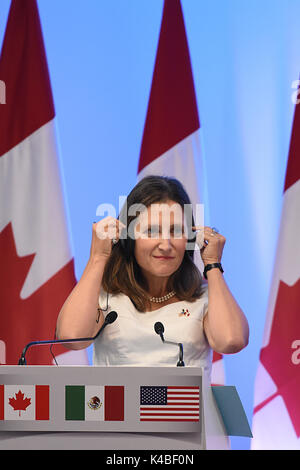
[18,310,118,366]
[154,321,165,341]
[154,321,185,367]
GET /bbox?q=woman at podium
[56,175,249,378]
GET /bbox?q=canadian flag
[0,0,88,365]
[0,385,50,421]
[137,0,225,384]
[251,85,300,448]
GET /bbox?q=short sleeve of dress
[201,282,209,320]
[98,289,110,319]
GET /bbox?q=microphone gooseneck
[154,321,185,367]
[18,310,118,366]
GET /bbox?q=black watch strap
[203,262,224,279]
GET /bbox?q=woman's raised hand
[193,226,226,266]
[90,217,125,261]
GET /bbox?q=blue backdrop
[1,0,299,450]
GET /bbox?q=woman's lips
[153,256,175,260]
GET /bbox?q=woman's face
[133,200,188,281]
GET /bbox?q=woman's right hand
[90,217,125,261]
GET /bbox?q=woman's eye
[172,225,183,237]
[149,226,159,236]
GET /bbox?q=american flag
[140,386,200,422]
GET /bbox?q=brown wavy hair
[102,175,205,312]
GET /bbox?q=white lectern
[0,366,230,450]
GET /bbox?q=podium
[0,366,235,450]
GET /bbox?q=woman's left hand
[193,226,226,266]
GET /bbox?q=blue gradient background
[1,0,300,449]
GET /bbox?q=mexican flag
[65,385,124,421]
[0,1,88,365]
[251,80,300,449]
[137,0,225,384]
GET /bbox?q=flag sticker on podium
[0,385,49,420]
[65,385,124,421]
[140,386,200,422]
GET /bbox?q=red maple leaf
[9,390,31,417]
[0,223,77,365]
[258,279,300,436]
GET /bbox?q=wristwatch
[203,263,224,279]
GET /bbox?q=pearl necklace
[149,290,176,303]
